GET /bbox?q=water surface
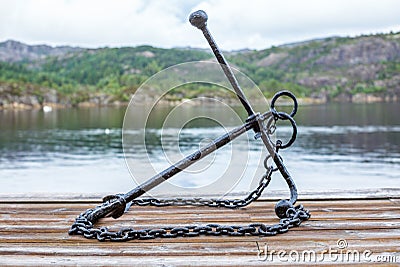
[0,102,399,194]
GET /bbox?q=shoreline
[0,93,398,111]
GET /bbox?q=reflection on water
[0,103,399,193]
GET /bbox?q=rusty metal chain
[70,204,309,241]
[69,163,310,241]
[69,203,310,241]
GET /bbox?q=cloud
[192,0,400,49]
[0,0,399,50]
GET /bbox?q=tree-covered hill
[227,32,400,101]
[1,32,399,108]
[0,42,212,106]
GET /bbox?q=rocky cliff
[0,40,83,63]
[230,33,400,102]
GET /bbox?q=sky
[0,0,399,51]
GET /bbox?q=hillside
[1,32,400,108]
[227,33,400,102]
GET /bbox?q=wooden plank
[0,198,398,213]
[0,242,399,259]
[0,227,399,245]
[0,194,399,266]
[0,252,399,266]
[0,188,399,203]
[0,255,380,266]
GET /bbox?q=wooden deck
[0,189,399,266]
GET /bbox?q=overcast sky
[0,0,399,51]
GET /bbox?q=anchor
[69,10,310,241]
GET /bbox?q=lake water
[0,102,399,195]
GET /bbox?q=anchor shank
[200,27,255,117]
[189,10,255,117]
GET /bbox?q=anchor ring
[266,111,297,149]
[270,91,298,119]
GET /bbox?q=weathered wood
[0,191,399,266]
[0,188,399,202]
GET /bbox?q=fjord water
[0,102,399,193]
